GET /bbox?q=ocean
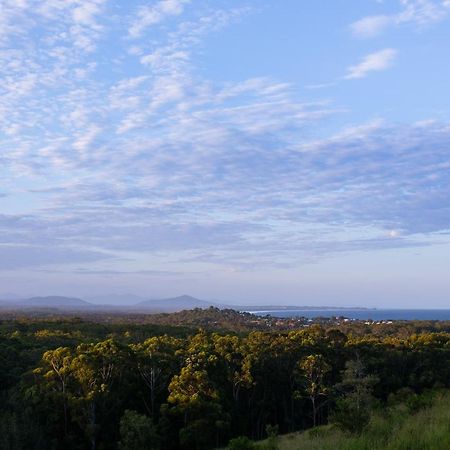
[249,309,450,321]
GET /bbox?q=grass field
[229,390,450,450]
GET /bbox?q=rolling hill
[134,294,216,312]
[0,296,94,310]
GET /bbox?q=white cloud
[1,0,450,278]
[345,48,397,79]
[351,0,450,37]
[0,0,107,51]
[350,15,392,37]
[72,1,104,26]
[72,125,102,154]
[129,0,191,38]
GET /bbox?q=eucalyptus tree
[132,335,183,417]
[70,339,129,450]
[298,354,331,427]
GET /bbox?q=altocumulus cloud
[0,1,450,275]
[2,120,450,270]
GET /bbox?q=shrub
[331,398,371,434]
[227,436,256,450]
[264,424,279,450]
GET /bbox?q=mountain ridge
[133,294,213,311]
[0,294,373,312]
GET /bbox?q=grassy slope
[254,391,450,450]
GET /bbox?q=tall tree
[133,336,183,417]
[332,357,378,434]
[298,354,330,427]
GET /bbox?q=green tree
[332,358,378,434]
[298,354,330,427]
[227,436,256,450]
[40,347,73,437]
[118,410,160,450]
[70,339,128,450]
[133,335,182,417]
[212,334,252,405]
[168,365,222,449]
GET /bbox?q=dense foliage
[0,309,449,449]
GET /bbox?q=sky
[1,0,450,307]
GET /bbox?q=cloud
[1,1,450,277]
[4,118,450,272]
[41,268,188,277]
[0,244,110,270]
[0,0,107,51]
[351,0,450,37]
[350,15,393,37]
[129,0,191,38]
[304,82,337,90]
[345,48,397,79]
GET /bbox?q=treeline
[0,315,450,449]
[3,307,450,335]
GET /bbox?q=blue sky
[1,0,450,307]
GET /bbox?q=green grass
[228,391,450,450]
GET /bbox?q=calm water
[250,309,450,321]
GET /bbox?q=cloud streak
[351,0,450,37]
[345,48,397,79]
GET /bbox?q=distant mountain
[134,295,216,312]
[12,296,94,310]
[0,294,218,312]
[0,292,372,313]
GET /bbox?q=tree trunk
[311,396,316,427]
[90,402,96,450]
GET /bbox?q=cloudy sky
[1,0,450,306]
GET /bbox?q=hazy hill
[7,296,93,310]
[134,294,215,312]
[0,293,372,313]
[0,294,217,312]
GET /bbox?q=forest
[0,309,449,450]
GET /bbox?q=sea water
[250,309,450,321]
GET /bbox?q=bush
[264,424,279,450]
[405,391,434,413]
[331,398,371,434]
[227,436,256,450]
